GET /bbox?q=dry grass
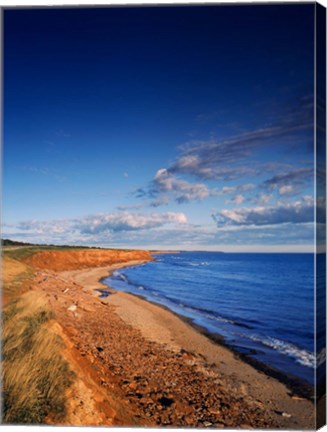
[2,258,35,302]
[2,245,89,262]
[2,291,74,424]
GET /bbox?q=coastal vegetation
[1,242,153,424]
[2,246,74,424]
[2,292,73,423]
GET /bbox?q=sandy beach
[3,249,316,428]
[54,259,314,428]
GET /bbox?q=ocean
[103,252,316,387]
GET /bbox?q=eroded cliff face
[24,249,154,272]
[2,248,154,426]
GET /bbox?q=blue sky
[3,4,318,251]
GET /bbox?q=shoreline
[128,292,314,400]
[59,258,315,428]
[100,261,313,400]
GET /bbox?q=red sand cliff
[25,249,154,271]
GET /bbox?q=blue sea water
[104,252,315,385]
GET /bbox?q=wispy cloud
[137,167,258,206]
[116,203,146,211]
[135,99,313,207]
[279,185,294,195]
[3,212,219,249]
[263,168,313,193]
[212,196,320,227]
[76,212,187,234]
[8,211,188,238]
[4,204,317,250]
[136,169,211,206]
[230,194,246,205]
[170,121,310,181]
[255,193,273,205]
[216,183,256,195]
[16,165,67,182]
[16,219,71,234]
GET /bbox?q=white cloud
[150,168,210,204]
[231,194,245,205]
[256,193,273,205]
[77,211,187,234]
[213,197,317,227]
[264,168,313,193]
[12,211,188,239]
[17,219,71,235]
[171,120,311,181]
[142,167,256,206]
[279,185,294,195]
[215,183,255,196]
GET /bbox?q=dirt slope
[24,249,154,272]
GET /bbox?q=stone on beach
[23,248,314,428]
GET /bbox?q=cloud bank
[11,211,187,236]
[76,211,187,234]
[212,197,320,227]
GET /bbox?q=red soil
[24,249,154,272]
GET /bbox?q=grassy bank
[2,251,74,424]
[2,291,74,424]
[1,245,153,424]
[2,245,87,261]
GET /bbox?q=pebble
[45,266,281,429]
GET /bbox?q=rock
[204,421,213,427]
[275,410,292,418]
[185,416,194,425]
[96,346,104,352]
[140,396,154,405]
[67,304,77,312]
[128,382,138,390]
[209,408,221,415]
[158,396,174,407]
[134,375,143,381]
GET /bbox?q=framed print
[1,2,326,429]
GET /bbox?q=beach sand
[4,249,316,428]
[50,260,315,428]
